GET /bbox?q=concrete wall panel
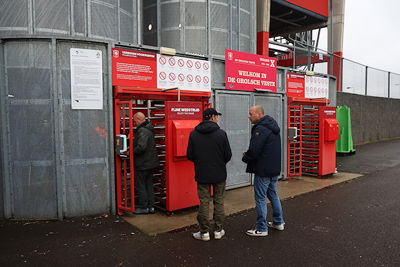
[337,92,400,145]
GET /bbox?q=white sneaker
[246,229,268,237]
[268,222,285,231]
[214,229,225,240]
[192,231,210,241]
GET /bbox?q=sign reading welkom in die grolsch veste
[225,49,277,92]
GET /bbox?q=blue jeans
[254,175,284,232]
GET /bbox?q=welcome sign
[225,49,277,92]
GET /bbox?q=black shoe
[133,207,149,214]
[148,207,155,214]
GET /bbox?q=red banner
[225,49,277,92]
[286,73,305,97]
[112,48,157,87]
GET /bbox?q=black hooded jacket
[133,120,160,171]
[187,120,232,184]
[242,115,281,177]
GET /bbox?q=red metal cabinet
[165,101,202,211]
[324,118,339,141]
[172,120,200,158]
[319,107,339,176]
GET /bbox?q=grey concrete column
[256,0,271,55]
[328,0,345,54]
[257,0,270,33]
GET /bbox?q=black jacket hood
[257,115,280,134]
[195,120,220,134]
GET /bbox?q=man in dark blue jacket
[242,105,284,237]
[187,108,232,241]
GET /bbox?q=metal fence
[270,40,400,99]
[342,58,400,99]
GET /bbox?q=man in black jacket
[187,108,232,241]
[133,112,160,214]
[242,105,285,237]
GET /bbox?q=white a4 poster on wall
[70,48,103,110]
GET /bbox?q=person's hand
[242,151,246,155]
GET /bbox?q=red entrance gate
[113,87,210,215]
[287,98,339,178]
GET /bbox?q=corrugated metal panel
[73,0,86,35]
[120,0,137,44]
[89,0,117,40]
[57,41,110,217]
[5,41,57,218]
[34,0,69,35]
[0,0,138,43]
[215,91,252,189]
[160,1,181,50]
[0,42,5,218]
[0,0,29,36]
[185,2,207,55]
[210,1,229,56]
[211,59,226,88]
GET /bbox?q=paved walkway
[123,172,361,235]
[2,138,399,266]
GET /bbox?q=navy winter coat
[187,120,232,184]
[242,115,281,177]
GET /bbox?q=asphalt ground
[1,138,399,266]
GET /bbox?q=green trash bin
[336,106,356,154]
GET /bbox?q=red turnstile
[113,87,210,215]
[287,97,339,178]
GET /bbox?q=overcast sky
[343,0,400,74]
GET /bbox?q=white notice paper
[70,48,103,109]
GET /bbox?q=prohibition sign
[203,76,209,84]
[159,56,166,65]
[195,75,201,83]
[168,57,176,66]
[203,62,209,70]
[178,59,184,67]
[169,72,176,81]
[195,61,201,69]
[186,60,193,68]
[178,73,185,82]
[159,71,167,80]
[187,74,193,82]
